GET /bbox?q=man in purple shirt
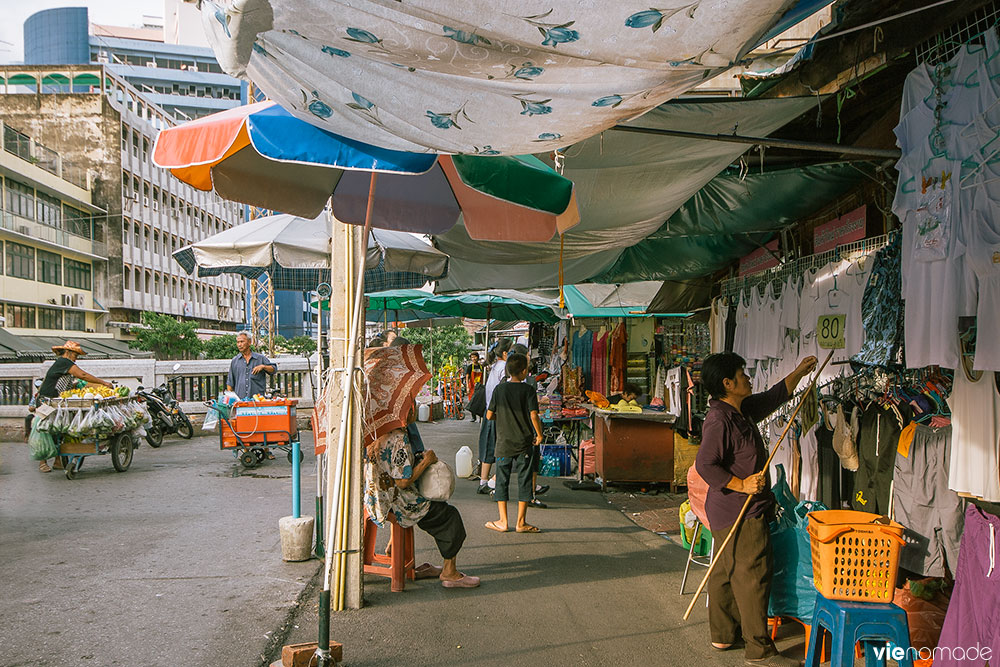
[695,352,816,667]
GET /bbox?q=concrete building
[0,119,106,337]
[24,6,242,120]
[0,65,246,336]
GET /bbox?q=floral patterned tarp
[197,0,803,155]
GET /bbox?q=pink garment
[591,332,608,395]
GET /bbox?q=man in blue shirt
[226,332,276,399]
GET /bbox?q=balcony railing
[0,378,33,406]
[167,370,305,402]
[2,121,89,190]
[1,211,101,256]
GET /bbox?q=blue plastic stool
[804,595,912,667]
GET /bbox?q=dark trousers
[708,514,776,660]
[417,501,466,560]
[494,451,533,502]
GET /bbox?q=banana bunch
[59,384,119,399]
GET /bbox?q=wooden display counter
[591,409,676,491]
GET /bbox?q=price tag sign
[817,314,846,349]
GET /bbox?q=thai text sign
[738,239,781,276]
[814,205,866,253]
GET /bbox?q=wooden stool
[362,512,415,592]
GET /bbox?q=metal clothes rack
[719,233,892,302]
[914,0,1000,66]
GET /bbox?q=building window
[5,242,34,280]
[4,179,34,219]
[144,227,150,252]
[6,303,35,328]
[145,272,151,294]
[65,310,85,331]
[133,267,141,292]
[124,265,131,290]
[133,222,141,246]
[153,230,160,254]
[64,205,92,239]
[38,307,62,330]
[65,259,91,290]
[36,192,61,228]
[154,274,160,296]
[37,250,61,285]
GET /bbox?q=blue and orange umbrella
[152,101,578,241]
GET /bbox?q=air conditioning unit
[153,200,159,211]
[143,197,149,207]
[17,225,30,235]
[73,294,86,308]
[133,193,140,202]
[61,294,73,306]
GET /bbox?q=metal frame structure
[718,233,892,301]
[914,0,1000,65]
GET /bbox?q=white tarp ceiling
[197,0,801,154]
[435,96,818,290]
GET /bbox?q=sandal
[414,563,443,579]
[38,461,52,473]
[441,573,480,589]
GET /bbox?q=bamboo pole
[682,349,833,621]
[317,175,375,666]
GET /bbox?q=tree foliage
[129,312,202,360]
[398,325,473,372]
[202,334,240,359]
[278,335,317,357]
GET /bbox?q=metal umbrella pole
[316,175,376,667]
[682,350,833,621]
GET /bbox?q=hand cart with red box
[213,398,303,468]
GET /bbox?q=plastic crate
[806,509,906,602]
[539,444,572,476]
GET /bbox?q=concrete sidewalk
[278,419,809,667]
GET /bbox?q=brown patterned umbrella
[362,344,430,445]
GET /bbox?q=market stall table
[587,406,677,491]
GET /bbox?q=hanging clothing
[947,370,1000,502]
[892,422,964,577]
[852,233,904,368]
[665,367,683,417]
[798,422,820,502]
[967,207,1000,371]
[851,404,904,515]
[934,505,1000,667]
[594,331,609,395]
[733,290,751,361]
[608,323,626,395]
[814,420,841,510]
[768,420,800,499]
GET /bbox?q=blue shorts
[478,419,496,465]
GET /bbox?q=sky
[0,1,163,64]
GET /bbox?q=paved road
[280,419,808,667]
[0,429,320,667]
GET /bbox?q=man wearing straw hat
[34,341,115,472]
[695,352,816,667]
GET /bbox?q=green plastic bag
[28,419,59,460]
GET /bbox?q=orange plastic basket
[806,509,906,603]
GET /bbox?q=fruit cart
[39,393,149,480]
[212,398,303,468]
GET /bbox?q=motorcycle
[136,365,193,447]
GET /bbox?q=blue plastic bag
[768,464,827,622]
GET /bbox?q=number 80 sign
[817,314,846,350]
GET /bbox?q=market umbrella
[405,292,561,324]
[361,344,431,445]
[152,100,579,240]
[172,213,449,290]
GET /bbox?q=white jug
[455,445,473,478]
[418,403,431,422]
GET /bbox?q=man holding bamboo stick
[695,352,817,667]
